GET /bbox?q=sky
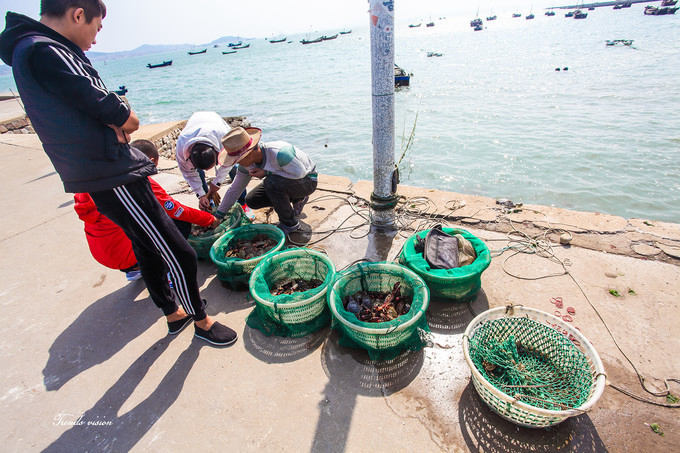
[1,0,565,53]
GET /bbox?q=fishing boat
[661,0,677,5]
[188,49,207,55]
[526,13,535,19]
[228,41,242,47]
[470,18,483,27]
[426,22,435,27]
[222,50,237,54]
[394,64,411,87]
[408,23,421,28]
[427,52,443,57]
[269,37,286,43]
[644,5,678,14]
[322,34,338,40]
[606,39,633,46]
[512,13,522,17]
[486,15,497,21]
[545,11,556,16]
[573,9,588,18]
[231,43,250,49]
[113,85,127,96]
[339,29,352,34]
[146,60,172,69]
[473,24,483,31]
[300,37,324,44]
[565,11,575,17]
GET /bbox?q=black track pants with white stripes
[90,178,207,320]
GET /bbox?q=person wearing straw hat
[215,127,317,234]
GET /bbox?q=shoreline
[131,120,680,266]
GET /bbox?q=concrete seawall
[1,124,678,451]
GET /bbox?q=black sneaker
[167,315,193,335]
[194,321,238,346]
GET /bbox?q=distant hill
[86,36,248,62]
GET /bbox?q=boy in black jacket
[0,1,236,346]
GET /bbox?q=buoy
[560,233,572,245]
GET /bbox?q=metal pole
[369,0,397,230]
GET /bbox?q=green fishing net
[247,248,336,338]
[188,203,251,260]
[468,317,594,411]
[209,224,285,288]
[399,227,491,302]
[327,262,430,361]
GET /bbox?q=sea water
[1,7,678,222]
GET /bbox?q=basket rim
[209,223,285,266]
[462,305,606,419]
[328,262,430,334]
[400,227,491,279]
[189,205,242,241]
[249,249,336,309]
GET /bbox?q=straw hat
[218,127,262,166]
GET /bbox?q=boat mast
[368,0,397,230]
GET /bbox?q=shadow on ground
[42,282,158,391]
[458,383,608,452]
[243,324,328,363]
[427,289,490,335]
[311,330,425,451]
[43,339,202,452]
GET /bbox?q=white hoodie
[175,112,233,197]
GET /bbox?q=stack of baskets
[209,223,286,288]
[399,227,491,302]
[327,262,430,360]
[462,305,606,427]
[188,204,249,260]
[248,249,336,337]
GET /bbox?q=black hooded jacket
[0,12,155,192]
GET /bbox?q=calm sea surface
[2,7,679,222]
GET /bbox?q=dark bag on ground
[415,225,460,269]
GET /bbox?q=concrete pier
[1,125,678,452]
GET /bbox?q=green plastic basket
[209,224,286,287]
[188,204,249,260]
[327,262,430,360]
[399,227,491,302]
[463,306,606,428]
[247,249,336,337]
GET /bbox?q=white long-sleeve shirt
[175,112,233,197]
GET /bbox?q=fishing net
[327,262,430,361]
[399,227,490,302]
[188,203,251,260]
[464,307,605,427]
[247,248,336,338]
[209,224,285,289]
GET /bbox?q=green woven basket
[209,224,286,286]
[399,227,491,302]
[463,306,606,428]
[327,262,430,360]
[247,249,336,337]
[188,204,249,260]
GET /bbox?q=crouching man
[215,127,317,234]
